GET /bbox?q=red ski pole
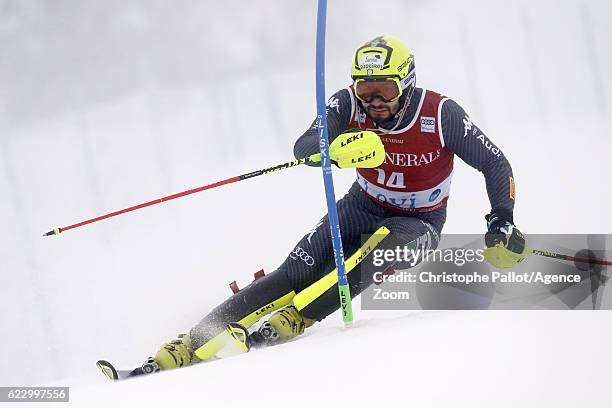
[529,247,612,267]
[43,154,318,237]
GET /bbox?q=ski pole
[314,0,354,327]
[43,153,320,237]
[529,247,612,267]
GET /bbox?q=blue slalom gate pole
[314,0,354,326]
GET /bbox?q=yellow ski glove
[328,130,385,169]
[483,211,528,269]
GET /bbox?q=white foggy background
[1,0,611,388]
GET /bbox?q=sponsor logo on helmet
[359,53,384,70]
[397,56,413,73]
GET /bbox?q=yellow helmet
[351,36,416,101]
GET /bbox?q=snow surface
[1,0,611,406]
[67,310,611,407]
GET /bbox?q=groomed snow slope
[71,310,611,407]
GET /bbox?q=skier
[100,36,527,379]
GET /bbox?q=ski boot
[103,333,201,379]
[96,306,314,380]
[153,333,202,370]
[249,305,315,348]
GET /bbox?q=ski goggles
[354,77,403,103]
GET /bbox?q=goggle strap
[399,68,416,90]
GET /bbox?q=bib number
[375,169,405,188]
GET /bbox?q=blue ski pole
[314,0,354,326]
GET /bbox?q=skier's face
[362,96,400,121]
